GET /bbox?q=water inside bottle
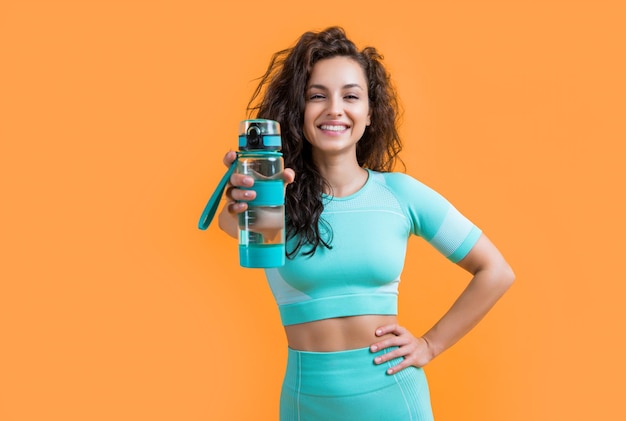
[238,205,285,245]
[237,155,285,248]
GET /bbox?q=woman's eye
[308,93,325,100]
[345,94,359,100]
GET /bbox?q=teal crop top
[264,170,482,326]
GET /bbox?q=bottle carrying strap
[198,157,238,230]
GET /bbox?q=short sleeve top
[264,170,482,326]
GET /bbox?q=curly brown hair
[247,27,404,257]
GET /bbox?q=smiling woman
[216,26,514,421]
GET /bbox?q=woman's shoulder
[369,170,428,191]
[368,170,448,206]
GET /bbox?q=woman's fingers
[370,324,434,373]
[283,168,296,184]
[226,201,248,214]
[222,149,294,216]
[375,323,406,338]
[226,183,256,201]
[222,150,237,167]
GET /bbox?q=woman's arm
[371,234,515,373]
[420,234,515,359]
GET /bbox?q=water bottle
[236,119,285,268]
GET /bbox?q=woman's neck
[314,155,369,198]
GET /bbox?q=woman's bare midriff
[284,314,398,352]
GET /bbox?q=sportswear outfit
[264,170,482,420]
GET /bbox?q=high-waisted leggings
[280,346,434,421]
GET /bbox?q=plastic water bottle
[236,119,285,268]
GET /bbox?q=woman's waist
[283,344,423,397]
[284,314,398,352]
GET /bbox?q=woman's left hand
[370,324,435,375]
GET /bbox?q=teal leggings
[280,346,434,421]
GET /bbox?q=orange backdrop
[2,1,625,420]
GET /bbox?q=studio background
[1,1,624,420]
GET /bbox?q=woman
[218,27,514,421]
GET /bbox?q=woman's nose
[326,96,343,116]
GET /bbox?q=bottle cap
[238,119,281,151]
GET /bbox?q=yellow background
[2,1,625,420]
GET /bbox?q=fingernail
[376,329,382,335]
[370,345,378,352]
[244,177,253,186]
[243,191,252,198]
[387,369,393,375]
[375,357,382,363]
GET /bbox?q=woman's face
[303,56,371,158]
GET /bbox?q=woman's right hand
[217,150,295,238]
